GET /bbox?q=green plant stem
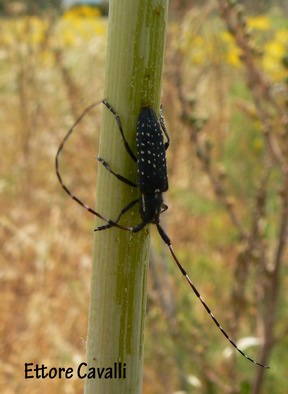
[85,1,169,393]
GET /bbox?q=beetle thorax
[141,192,163,224]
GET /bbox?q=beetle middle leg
[103,100,137,162]
[97,156,136,187]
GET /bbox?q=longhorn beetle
[55,100,268,368]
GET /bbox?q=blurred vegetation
[0,0,109,16]
[0,0,61,15]
[0,1,287,394]
[0,0,287,16]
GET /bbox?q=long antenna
[156,223,269,369]
[55,101,132,232]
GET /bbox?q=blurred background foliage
[0,0,287,15]
[0,0,287,393]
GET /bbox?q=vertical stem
[85,1,169,393]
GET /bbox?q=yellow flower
[221,31,242,67]
[274,29,288,46]
[63,5,101,20]
[265,40,286,60]
[247,15,271,31]
[226,48,242,67]
[0,21,15,46]
[27,16,47,45]
[0,16,48,47]
[263,34,288,81]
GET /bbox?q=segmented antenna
[156,223,269,369]
[55,101,131,232]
